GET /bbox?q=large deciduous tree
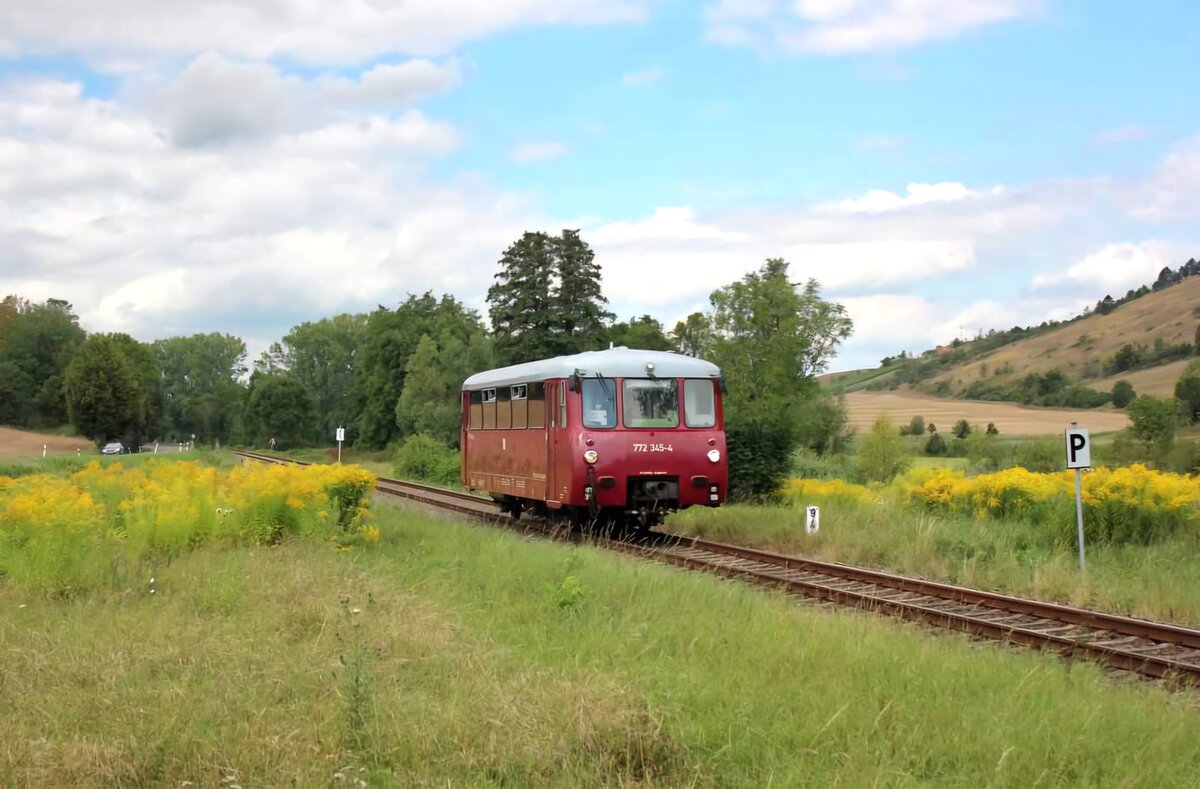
[63,333,157,447]
[487,230,614,365]
[239,373,319,450]
[608,315,672,351]
[155,332,248,442]
[704,258,853,499]
[395,331,493,447]
[353,293,489,449]
[0,297,86,427]
[255,314,365,439]
[670,312,714,358]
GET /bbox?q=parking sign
[1065,427,1090,469]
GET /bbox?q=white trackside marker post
[806,505,820,535]
[1065,423,1091,571]
[336,426,345,465]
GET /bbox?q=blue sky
[1,0,1198,372]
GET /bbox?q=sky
[1,0,1198,373]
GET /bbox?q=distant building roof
[462,347,722,390]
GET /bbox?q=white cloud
[510,140,569,164]
[828,181,1004,213]
[621,66,663,86]
[1092,124,1151,146]
[839,294,939,347]
[3,0,648,64]
[1031,241,1177,293]
[1124,136,1200,221]
[0,77,535,359]
[143,52,462,147]
[704,0,1039,55]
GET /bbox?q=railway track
[234,450,1200,687]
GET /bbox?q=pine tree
[487,232,556,365]
[549,229,614,356]
[487,230,613,364]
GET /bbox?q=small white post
[1074,468,1085,572]
[805,505,820,534]
[42,443,47,459]
[336,425,345,464]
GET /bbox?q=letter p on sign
[1065,427,1091,469]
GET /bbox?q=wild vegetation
[3,231,856,499]
[0,455,376,595]
[3,478,1197,785]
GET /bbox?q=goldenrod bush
[898,464,1198,545]
[781,477,878,508]
[0,459,377,595]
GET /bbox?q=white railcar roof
[462,347,721,390]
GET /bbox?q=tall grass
[2,505,1198,785]
[0,457,376,596]
[668,494,1200,625]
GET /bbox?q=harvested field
[845,391,1131,436]
[0,426,93,458]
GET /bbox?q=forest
[0,230,854,498]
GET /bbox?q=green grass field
[2,499,1198,786]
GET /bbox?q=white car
[101,441,126,455]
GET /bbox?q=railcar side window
[511,384,528,429]
[469,390,483,430]
[496,386,512,429]
[623,379,679,428]
[528,382,546,429]
[482,388,496,429]
[558,382,566,428]
[684,379,716,428]
[581,379,617,428]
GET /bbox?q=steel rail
[231,450,1200,686]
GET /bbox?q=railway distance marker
[336,425,345,464]
[805,505,820,534]
[1065,423,1090,571]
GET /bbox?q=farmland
[843,390,1131,436]
[0,426,92,458]
[2,457,1197,786]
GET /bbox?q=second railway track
[235,450,1200,688]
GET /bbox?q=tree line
[2,231,854,497]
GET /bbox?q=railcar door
[546,379,571,506]
[546,381,559,504]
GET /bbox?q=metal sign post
[1065,423,1091,571]
[336,426,345,464]
[805,505,820,535]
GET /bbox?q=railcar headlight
[583,449,599,464]
[707,449,721,463]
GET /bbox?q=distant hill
[824,262,1200,407]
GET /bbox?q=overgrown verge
[668,464,1200,623]
[0,458,377,595]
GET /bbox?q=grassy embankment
[667,471,1200,626]
[2,459,1199,785]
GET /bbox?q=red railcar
[461,347,728,526]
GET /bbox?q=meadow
[2,457,1198,786]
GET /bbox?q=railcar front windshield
[622,379,679,428]
[581,378,617,428]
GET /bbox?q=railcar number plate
[632,443,673,453]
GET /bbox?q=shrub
[1112,380,1136,409]
[393,433,461,487]
[857,414,910,483]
